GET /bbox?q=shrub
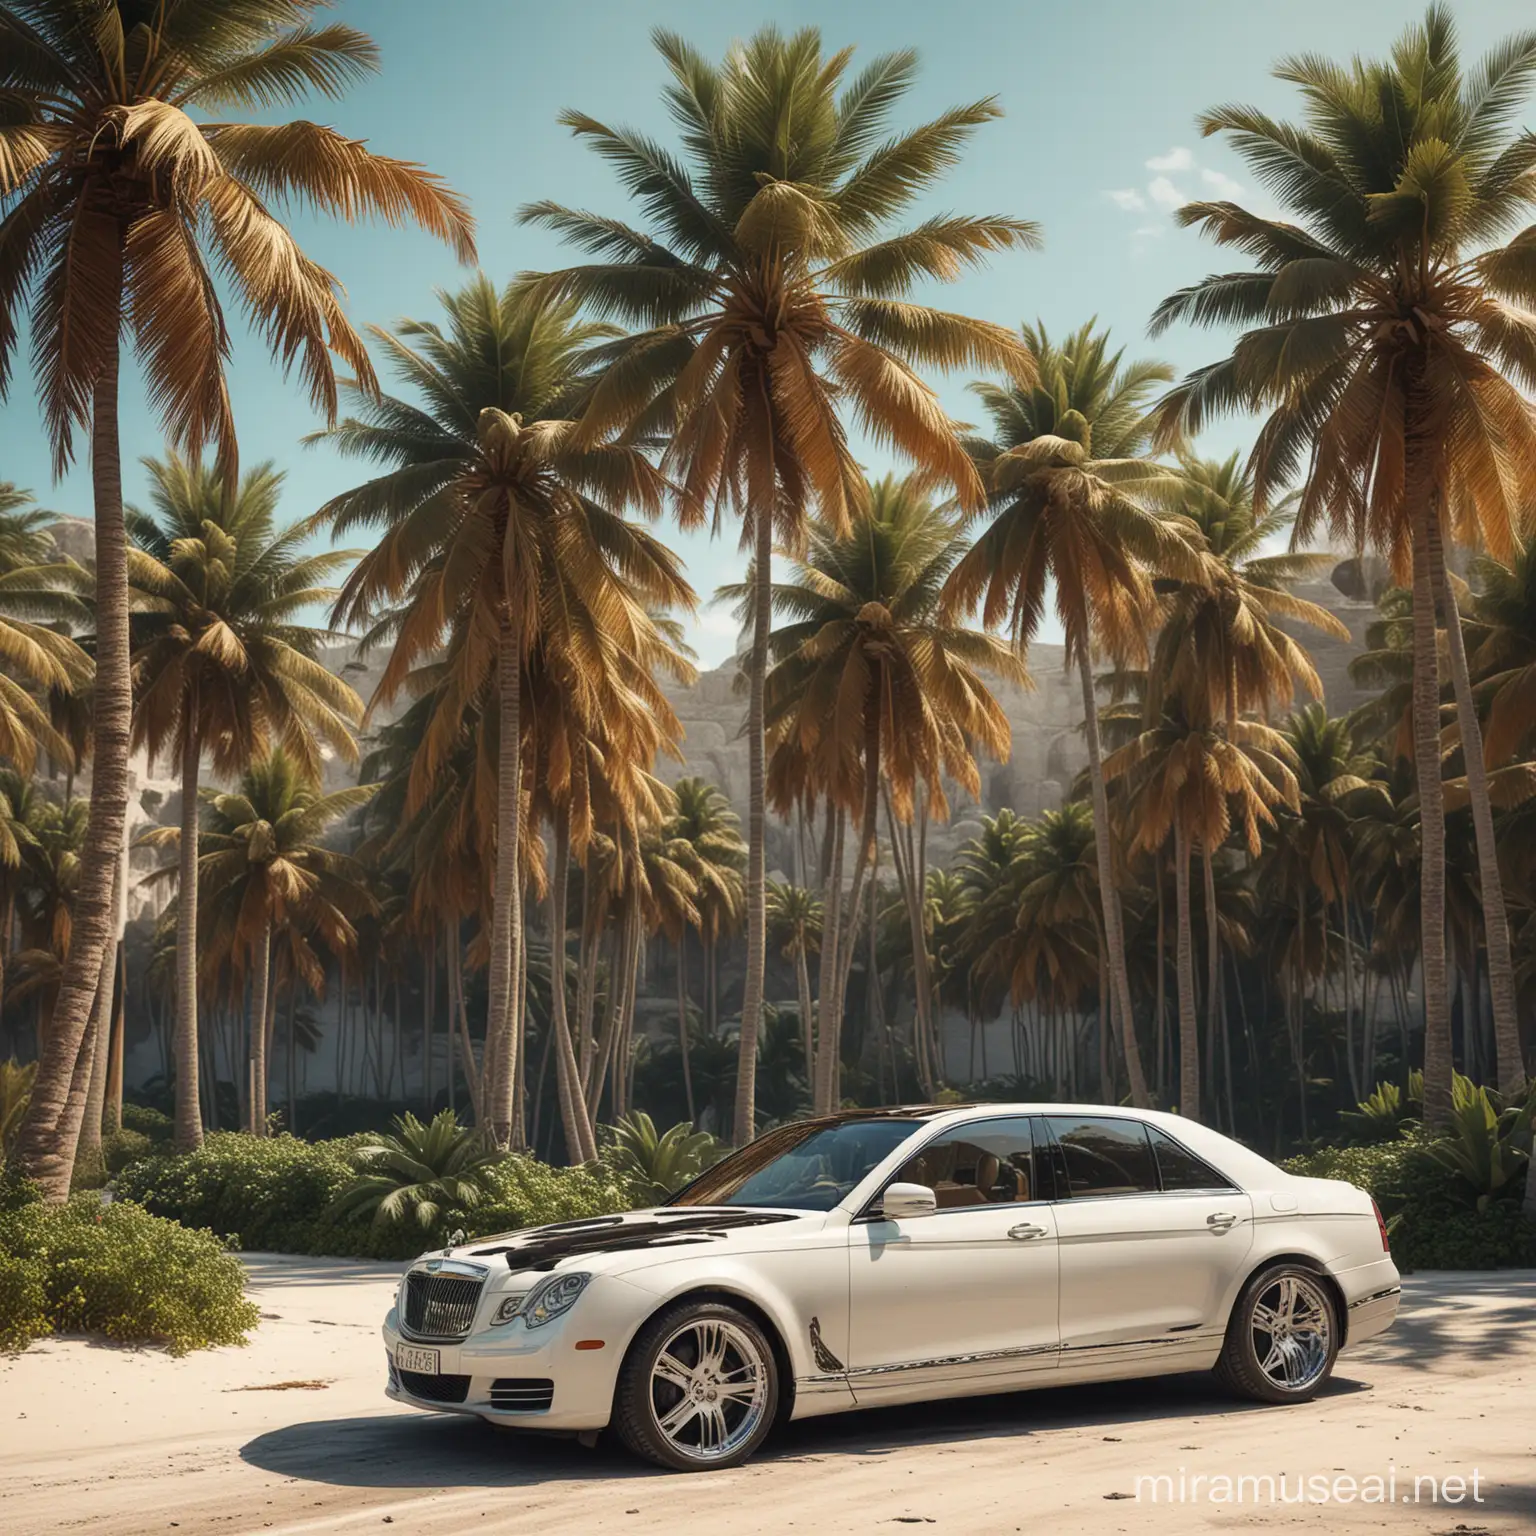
[0,1194,258,1354]
[119,1103,175,1146]
[328,1111,505,1232]
[606,1113,725,1205]
[0,1059,36,1161]
[115,1129,633,1260]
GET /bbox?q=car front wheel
[1216,1262,1339,1404]
[614,1300,779,1471]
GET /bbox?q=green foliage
[0,1196,258,1355]
[327,1111,504,1231]
[101,1129,155,1175]
[0,1059,36,1160]
[114,1128,632,1261]
[120,1103,175,1145]
[1422,1076,1533,1212]
[1339,1070,1424,1144]
[606,1113,725,1205]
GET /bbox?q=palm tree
[2,0,474,1200]
[766,880,822,1092]
[0,485,89,775]
[1150,6,1536,1127]
[666,778,747,1045]
[0,768,42,1025]
[1106,703,1299,1119]
[315,277,689,1151]
[526,26,1036,1140]
[128,453,362,1145]
[1464,542,1536,1093]
[944,322,1201,1110]
[145,749,376,1135]
[759,476,1023,1111]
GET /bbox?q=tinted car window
[892,1117,1037,1210]
[671,1118,922,1210]
[1045,1116,1158,1198]
[1148,1126,1236,1192]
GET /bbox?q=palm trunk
[1410,491,1452,1130]
[13,286,135,1200]
[485,615,523,1146]
[248,919,272,1136]
[1202,843,1220,1104]
[731,502,772,1146]
[1077,646,1151,1107]
[1427,519,1524,1097]
[548,807,596,1164]
[814,810,846,1114]
[676,937,695,1123]
[106,941,126,1136]
[1173,824,1200,1120]
[795,940,814,1098]
[1154,857,1167,1103]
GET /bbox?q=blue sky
[3,0,1532,666]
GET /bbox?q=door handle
[1007,1223,1048,1240]
[1206,1211,1238,1232]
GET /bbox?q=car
[381,1103,1401,1471]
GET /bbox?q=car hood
[419,1207,813,1279]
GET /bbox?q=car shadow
[1351,1271,1536,1370]
[239,1372,1366,1489]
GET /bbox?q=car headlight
[490,1293,528,1326]
[520,1272,591,1328]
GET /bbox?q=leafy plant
[327,1111,505,1231]
[0,1196,258,1355]
[607,1113,725,1205]
[0,1060,36,1162]
[1340,1070,1424,1144]
[1422,1075,1533,1212]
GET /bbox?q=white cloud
[1147,176,1188,211]
[1106,188,1147,212]
[697,606,739,637]
[1146,146,1193,173]
[1200,166,1245,200]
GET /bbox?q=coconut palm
[143,750,376,1135]
[1149,455,1348,731]
[0,485,89,776]
[758,475,1023,1110]
[0,767,44,1023]
[766,880,822,1094]
[1150,6,1536,1125]
[608,1110,723,1205]
[127,453,362,1145]
[667,778,747,1042]
[1106,704,1299,1120]
[944,322,1202,1110]
[2,0,474,1200]
[527,26,1036,1140]
[314,277,689,1151]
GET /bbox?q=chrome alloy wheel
[647,1317,770,1463]
[1250,1272,1331,1391]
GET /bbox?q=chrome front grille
[489,1377,555,1413]
[402,1269,485,1340]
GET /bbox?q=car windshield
[669,1118,925,1211]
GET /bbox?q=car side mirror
[878,1182,937,1219]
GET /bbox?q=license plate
[396,1345,440,1374]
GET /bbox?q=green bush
[102,1128,154,1175]
[119,1103,175,1145]
[0,1193,258,1354]
[115,1129,632,1260]
[1286,1131,1536,1271]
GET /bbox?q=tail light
[1371,1198,1390,1253]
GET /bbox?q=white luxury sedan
[381,1104,1401,1471]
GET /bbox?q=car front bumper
[381,1279,640,1432]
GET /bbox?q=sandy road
[2,1255,1531,1536]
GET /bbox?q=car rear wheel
[1216,1262,1338,1404]
[614,1300,778,1471]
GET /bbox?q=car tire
[614,1299,779,1471]
[1216,1261,1339,1404]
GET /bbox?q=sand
[2,1254,1531,1535]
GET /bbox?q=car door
[846,1116,1060,1404]
[1044,1115,1253,1373]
